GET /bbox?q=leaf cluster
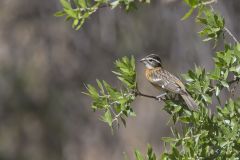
[55,0,151,30]
[78,0,240,159]
[182,0,224,44]
[158,42,240,159]
[159,19,240,160]
[161,98,240,159]
[197,9,224,43]
[134,145,158,160]
[83,56,137,128]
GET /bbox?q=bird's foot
[156,93,167,101]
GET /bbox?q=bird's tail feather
[181,93,198,110]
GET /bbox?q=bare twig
[111,110,123,127]
[202,0,217,5]
[195,0,217,8]
[135,90,158,100]
[134,83,164,101]
[109,106,117,116]
[134,88,165,101]
[72,2,110,11]
[224,27,239,44]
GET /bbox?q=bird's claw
[155,93,167,101]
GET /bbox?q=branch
[202,0,217,5]
[224,27,239,44]
[134,88,165,101]
[195,0,217,8]
[136,90,158,100]
[112,110,123,123]
[134,83,164,101]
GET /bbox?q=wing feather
[150,68,185,94]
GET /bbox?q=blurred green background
[0,0,239,159]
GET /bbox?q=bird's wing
[151,69,186,94]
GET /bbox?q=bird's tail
[181,93,198,110]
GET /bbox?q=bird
[140,54,197,110]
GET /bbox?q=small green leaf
[181,7,194,20]
[78,0,87,8]
[111,0,120,9]
[54,11,66,17]
[179,116,191,123]
[215,86,220,96]
[64,9,78,18]
[220,80,229,89]
[86,84,99,98]
[101,110,112,126]
[202,94,212,103]
[60,0,72,9]
[162,137,178,143]
[96,79,104,94]
[134,150,144,160]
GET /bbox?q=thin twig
[112,110,123,125]
[136,91,158,100]
[195,0,217,8]
[224,27,239,44]
[202,0,217,5]
[134,88,164,101]
[109,106,117,116]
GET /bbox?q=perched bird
[140,54,197,110]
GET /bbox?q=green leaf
[64,9,78,18]
[72,19,79,27]
[78,0,87,8]
[179,116,191,123]
[60,0,72,9]
[86,84,99,98]
[220,80,229,89]
[96,79,105,94]
[110,0,120,9]
[54,11,66,17]
[184,0,199,7]
[172,105,182,113]
[162,137,178,143]
[134,150,144,160]
[202,94,212,103]
[215,86,220,96]
[181,7,194,20]
[147,145,157,160]
[75,19,85,30]
[131,55,136,70]
[101,110,112,126]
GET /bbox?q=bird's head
[140,54,162,69]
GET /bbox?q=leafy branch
[58,0,240,159]
[55,0,151,30]
[83,56,164,129]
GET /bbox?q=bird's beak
[140,58,145,63]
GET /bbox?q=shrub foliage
[58,0,240,159]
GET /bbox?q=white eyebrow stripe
[147,57,161,64]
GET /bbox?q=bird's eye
[149,59,153,62]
